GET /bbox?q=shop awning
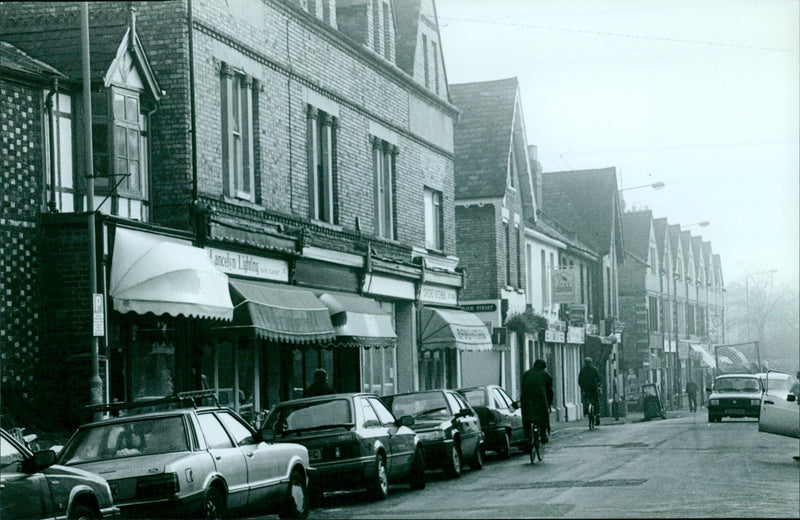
[585,334,615,366]
[420,307,492,352]
[317,292,397,349]
[110,227,233,321]
[214,279,336,344]
[690,343,716,369]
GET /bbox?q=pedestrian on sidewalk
[686,380,698,413]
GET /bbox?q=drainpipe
[188,0,198,204]
[81,2,103,418]
[45,78,59,212]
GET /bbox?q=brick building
[1,0,492,429]
[450,78,535,396]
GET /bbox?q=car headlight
[418,430,446,441]
[751,399,761,406]
[709,399,719,405]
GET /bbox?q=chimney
[528,145,543,211]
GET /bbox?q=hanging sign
[551,267,578,304]
[92,293,105,337]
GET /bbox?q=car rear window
[461,389,487,407]
[714,377,761,392]
[60,416,189,464]
[387,392,450,420]
[265,399,352,435]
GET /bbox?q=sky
[435,0,799,288]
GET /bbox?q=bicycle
[529,420,543,463]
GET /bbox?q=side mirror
[396,415,414,427]
[705,387,712,393]
[261,428,276,442]
[455,408,472,418]
[23,449,56,473]
[788,394,797,403]
[510,401,519,411]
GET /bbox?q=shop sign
[462,303,497,313]
[545,330,565,343]
[207,247,288,282]
[548,320,566,332]
[566,326,585,344]
[93,293,105,337]
[491,326,507,345]
[585,323,599,335]
[420,284,458,306]
[551,267,578,304]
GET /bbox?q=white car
[758,370,800,439]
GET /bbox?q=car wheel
[498,431,511,459]
[444,442,462,478]
[203,487,225,520]
[279,467,309,519]
[69,504,98,520]
[470,442,484,470]
[367,454,388,501]
[408,446,426,490]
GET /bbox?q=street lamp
[618,181,666,192]
[683,221,710,229]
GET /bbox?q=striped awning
[214,279,335,344]
[317,292,397,349]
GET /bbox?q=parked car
[755,371,798,400]
[456,385,525,458]
[758,370,800,439]
[1,427,119,520]
[706,374,763,422]
[381,389,484,478]
[56,391,311,519]
[260,393,425,503]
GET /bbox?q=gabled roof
[691,236,704,272]
[680,230,693,274]
[541,167,622,256]
[653,217,669,268]
[530,212,600,261]
[667,224,682,265]
[2,17,161,101]
[450,78,519,200]
[621,210,652,261]
[393,0,421,75]
[712,254,724,286]
[0,40,66,80]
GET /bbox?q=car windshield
[461,389,487,407]
[386,392,451,420]
[264,399,352,435]
[714,377,761,393]
[59,416,189,465]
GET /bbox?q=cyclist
[520,359,554,450]
[578,357,601,427]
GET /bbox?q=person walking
[520,359,554,448]
[304,368,336,397]
[685,380,699,413]
[579,357,602,426]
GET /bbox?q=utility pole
[82,3,103,418]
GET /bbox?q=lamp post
[745,268,777,371]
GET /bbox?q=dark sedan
[457,385,525,458]
[1,427,119,519]
[260,393,425,503]
[381,389,484,478]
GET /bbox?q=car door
[196,412,250,510]
[493,387,525,445]
[0,434,52,520]
[759,373,800,439]
[368,397,415,478]
[216,410,282,506]
[446,391,481,459]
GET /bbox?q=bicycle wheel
[588,403,595,430]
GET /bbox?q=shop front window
[128,321,175,401]
[361,347,396,396]
[200,338,259,424]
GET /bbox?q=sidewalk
[548,409,693,437]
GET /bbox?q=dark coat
[303,380,335,398]
[578,365,601,398]
[520,367,554,433]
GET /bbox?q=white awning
[690,343,716,369]
[318,292,397,348]
[110,228,233,321]
[420,307,492,352]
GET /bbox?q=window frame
[221,64,256,203]
[307,105,336,224]
[423,187,443,251]
[372,137,396,239]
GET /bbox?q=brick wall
[0,78,45,418]
[455,204,498,301]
